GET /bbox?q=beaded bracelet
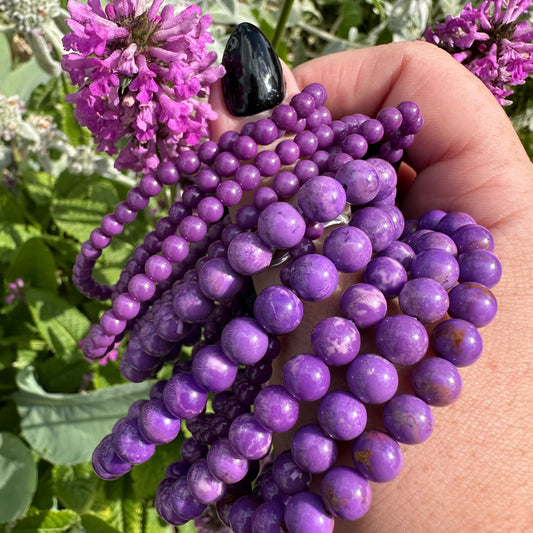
[81,82,501,532]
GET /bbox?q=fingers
[292,41,533,226]
[208,60,301,141]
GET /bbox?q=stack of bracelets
[73,82,501,532]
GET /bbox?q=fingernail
[221,22,286,117]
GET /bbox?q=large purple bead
[163,372,208,419]
[227,231,273,275]
[311,316,360,366]
[291,424,337,474]
[340,283,387,329]
[349,206,395,252]
[283,353,330,402]
[138,399,180,445]
[284,492,334,533]
[289,254,338,302]
[191,344,238,393]
[430,318,483,366]
[382,394,433,444]
[197,257,243,301]
[272,450,311,495]
[448,282,497,327]
[229,413,272,460]
[257,202,306,250]
[398,277,449,324]
[112,417,156,464]
[410,249,460,289]
[323,226,372,273]
[186,458,226,504]
[172,281,213,323]
[254,285,303,335]
[411,357,463,406]
[220,317,269,364]
[254,385,299,432]
[317,390,367,440]
[207,438,249,484]
[457,249,502,288]
[297,175,347,222]
[335,159,380,205]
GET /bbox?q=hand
[210,40,533,532]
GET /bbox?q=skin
[209,40,533,532]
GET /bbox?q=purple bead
[254,285,303,335]
[218,130,239,151]
[143,231,162,254]
[311,149,332,172]
[375,314,429,365]
[289,254,338,302]
[284,491,334,533]
[312,124,334,148]
[92,434,132,477]
[382,394,434,444]
[172,281,213,323]
[198,140,219,164]
[253,186,278,210]
[359,118,384,143]
[323,226,372,273]
[321,466,372,520]
[272,171,300,199]
[317,391,367,440]
[305,220,324,240]
[289,237,316,260]
[221,317,269,364]
[341,133,368,158]
[379,204,405,241]
[411,357,463,406]
[186,458,226,504]
[251,500,286,533]
[217,180,243,207]
[155,478,188,525]
[452,224,495,253]
[229,413,272,460]
[340,283,387,329]
[101,214,123,237]
[115,201,137,223]
[298,175,346,222]
[169,476,206,520]
[290,92,316,118]
[436,211,476,236]
[347,353,399,404]
[376,106,403,132]
[271,104,298,130]
[272,450,311,495]
[379,240,416,270]
[252,119,279,145]
[294,130,318,156]
[197,196,224,224]
[144,255,172,282]
[418,209,447,230]
[368,157,397,202]
[139,174,162,197]
[162,235,189,263]
[311,316,360,366]
[113,417,156,464]
[157,161,179,185]
[207,438,249,484]
[90,228,110,250]
[198,257,243,301]
[255,150,281,177]
[163,372,208,419]
[412,230,458,256]
[245,359,272,385]
[275,140,300,165]
[458,249,502,288]
[229,495,261,533]
[227,231,273,276]
[179,215,207,243]
[399,277,450,324]
[327,152,353,172]
[411,249,460,289]
[283,353,330,402]
[293,159,318,183]
[362,256,407,298]
[254,385,299,433]
[350,206,395,252]
[191,344,238,393]
[126,187,149,211]
[122,342,161,372]
[302,82,328,106]
[128,274,156,302]
[138,398,181,445]
[234,164,261,191]
[168,201,191,225]
[257,202,306,250]
[196,168,220,192]
[448,282,497,327]
[378,141,404,164]
[214,151,239,177]
[335,159,380,205]
[291,424,337,474]
[352,430,403,482]
[100,310,126,336]
[430,318,483,366]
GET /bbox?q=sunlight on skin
[209,41,533,532]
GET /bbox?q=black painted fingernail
[221,22,286,117]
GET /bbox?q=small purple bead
[139,173,162,197]
[340,283,387,329]
[90,228,110,250]
[229,413,272,460]
[234,164,262,191]
[162,235,189,263]
[168,201,191,225]
[272,450,311,495]
[311,316,360,366]
[378,142,404,164]
[220,317,269,365]
[418,209,447,230]
[291,424,337,474]
[436,211,477,236]
[347,353,399,404]
[294,130,318,156]
[252,119,279,145]
[169,476,206,520]
[113,417,156,464]
[254,150,281,177]
[101,214,123,237]
[257,202,306,250]
[191,344,238,393]
[362,256,407,298]
[413,230,458,256]
[197,196,224,224]
[227,231,273,276]
[272,171,300,199]
[163,372,208,419]
[207,438,249,484]
[289,254,338,302]
[341,133,368,158]
[382,394,434,445]
[254,385,299,433]
[290,92,316,118]
[144,255,172,282]
[112,293,141,320]
[294,159,318,183]
[352,430,403,482]
[317,391,367,441]
[376,106,403,132]
[252,500,286,533]
[321,466,372,520]
[283,353,330,402]
[323,226,373,273]
[452,223,495,253]
[431,318,483,367]
[350,206,395,252]
[359,118,384,143]
[375,314,429,366]
[312,124,334,148]
[138,398,181,445]
[186,458,226,504]
[275,140,300,165]
[328,152,353,172]
[198,140,220,164]
[271,104,298,130]
[253,186,278,210]
[229,495,261,533]
[196,168,220,192]
[458,249,502,288]
[411,357,463,406]
[284,491,334,533]
[172,281,213,323]
[302,82,328,106]
[298,175,346,222]
[157,161,180,185]
[214,151,239,177]
[448,282,497,327]
[217,180,243,207]
[399,277,450,324]
[126,187,149,211]
[93,434,132,477]
[411,249,460,289]
[254,285,304,335]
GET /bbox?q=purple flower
[5,278,25,304]
[62,0,225,173]
[424,0,533,105]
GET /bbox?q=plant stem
[272,0,295,52]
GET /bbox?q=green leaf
[26,288,90,362]
[51,198,108,243]
[0,432,38,523]
[12,367,153,465]
[80,513,122,533]
[5,238,57,294]
[0,32,12,82]
[143,507,172,533]
[52,463,101,514]
[1,57,52,104]
[0,509,81,533]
